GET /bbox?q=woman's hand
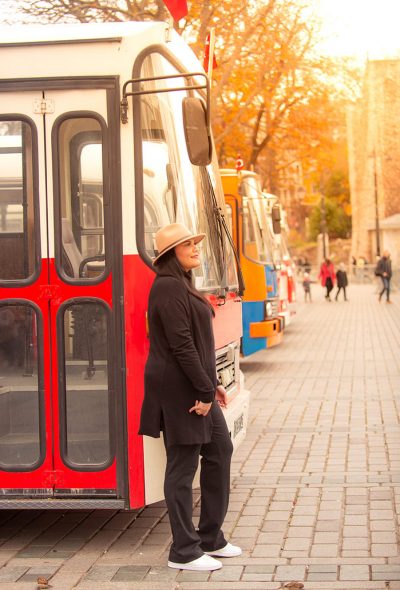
[215,384,228,409]
[189,400,212,416]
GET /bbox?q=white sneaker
[168,554,222,571]
[205,542,242,558]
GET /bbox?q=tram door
[0,88,120,497]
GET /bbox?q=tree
[17,0,170,24]
[308,170,352,240]
[12,0,359,208]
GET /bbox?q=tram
[0,22,250,509]
[221,169,283,356]
[263,194,296,328]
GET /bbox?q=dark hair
[155,249,215,316]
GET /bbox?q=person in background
[375,250,393,304]
[318,258,336,301]
[139,223,241,572]
[302,272,312,302]
[335,263,348,301]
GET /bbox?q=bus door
[0,87,122,502]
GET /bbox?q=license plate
[233,414,244,438]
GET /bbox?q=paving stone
[371,544,399,557]
[1,286,399,588]
[82,565,119,581]
[177,570,210,581]
[274,564,307,581]
[210,565,243,581]
[0,567,28,582]
[307,572,338,581]
[311,544,338,557]
[340,565,370,580]
[112,565,150,581]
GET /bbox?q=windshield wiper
[205,171,245,297]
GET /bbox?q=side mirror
[272,203,281,234]
[182,97,212,166]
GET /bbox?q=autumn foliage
[11,0,359,229]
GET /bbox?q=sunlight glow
[314,0,400,59]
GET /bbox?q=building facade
[347,59,400,266]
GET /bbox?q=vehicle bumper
[249,317,282,338]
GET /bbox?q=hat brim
[153,233,205,265]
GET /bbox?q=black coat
[139,275,217,446]
[336,270,348,288]
[376,256,392,278]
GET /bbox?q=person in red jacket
[318,258,336,301]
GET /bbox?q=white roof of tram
[0,21,161,45]
[0,21,202,80]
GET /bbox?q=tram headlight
[265,301,273,318]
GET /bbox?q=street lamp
[373,150,381,257]
[320,191,327,259]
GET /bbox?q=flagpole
[208,28,215,85]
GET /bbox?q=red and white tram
[0,22,250,509]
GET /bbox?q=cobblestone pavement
[0,283,399,589]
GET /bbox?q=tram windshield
[240,176,275,265]
[138,52,238,293]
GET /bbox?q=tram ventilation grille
[216,352,236,390]
[269,297,279,318]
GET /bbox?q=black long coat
[138,275,217,446]
[336,269,348,288]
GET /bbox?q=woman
[318,258,336,301]
[335,262,348,301]
[139,223,241,572]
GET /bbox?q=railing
[294,263,399,290]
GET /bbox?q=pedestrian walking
[375,250,393,303]
[302,272,312,302]
[335,263,348,301]
[139,223,241,572]
[318,258,336,301]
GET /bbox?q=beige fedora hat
[153,223,205,265]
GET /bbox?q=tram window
[0,120,37,281]
[0,304,43,470]
[56,118,106,281]
[225,203,233,236]
[243,201,260,261]
[60,302,112,468]
[138,55,222,290]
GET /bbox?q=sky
[314,0,400,60]
[1,0,400,61]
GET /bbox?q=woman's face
[174,239,201,272]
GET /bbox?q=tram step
[0,498,125,509]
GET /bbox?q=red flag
[236,155,244,171]
[163,0,188,20]
[203,32,218,73]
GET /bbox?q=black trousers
[379,276,391,301]
[163,401,234,563]
[335,286,347,300]
[325,277,333,298]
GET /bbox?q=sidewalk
[0,283,399,589]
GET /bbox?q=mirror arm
[121,72,210,129]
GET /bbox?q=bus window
[60,302,112,468]
[0,120,37,281]
[0,303,43,469]
[56,117,106,281]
